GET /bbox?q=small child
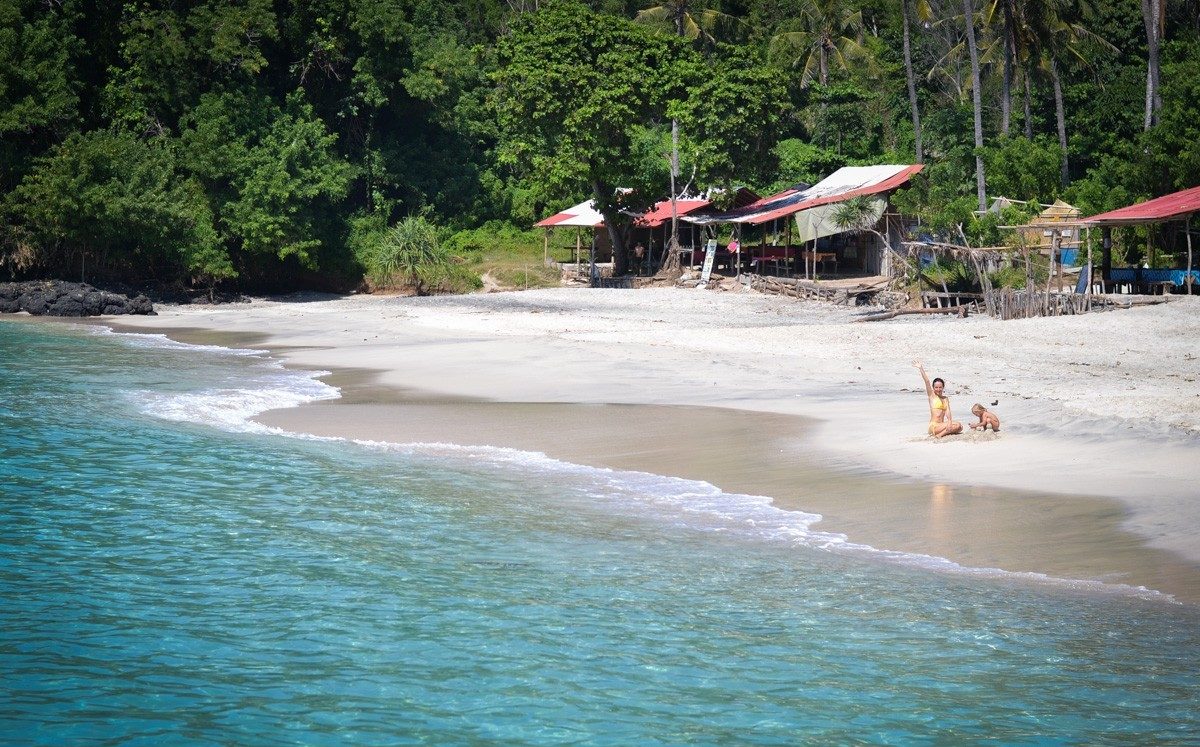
[969,403,1001,432]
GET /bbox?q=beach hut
[534,199,607,267]
[534,190,762,275]
[1083,185,1200,294]
[682,165,924,279]
[990,199,1086,292]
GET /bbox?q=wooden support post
[575,227,581,269]
[1102,227,1112,282]
[1054,230,1063,293]
[785,218,792,279]
[1085,226,1093,310]
[543,229,550,266]
[760,226,767,277]
[736,227,742,279]
[1187,217,1194,296]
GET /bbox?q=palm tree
[982,0,1024,136]
[770,0,873,88]
[369,216,450,295]
[962,0,987,212]
[1027,0,1117,186]
[634,0,741,50]
[1141,0,1164,130]
[832,196,906,281]
[901,0,933,162]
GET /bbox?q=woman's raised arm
[913,360,933,397]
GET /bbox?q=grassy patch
[446,222,581,291]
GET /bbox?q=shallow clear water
[2,319,1198,745]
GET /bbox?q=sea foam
[107,327,1175,605]
[105,328,340,432]
[353,440,1175,604]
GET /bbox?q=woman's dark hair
[932,377,945,387]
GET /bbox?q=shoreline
[51,287,1200,602]
[253,383,1200,603]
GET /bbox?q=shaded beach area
[107,288,1200,602]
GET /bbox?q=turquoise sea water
[2,319,1198,745]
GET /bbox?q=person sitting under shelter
[631,242,646,275]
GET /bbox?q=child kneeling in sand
[969,403,1000,432]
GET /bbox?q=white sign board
[700,239,718,284]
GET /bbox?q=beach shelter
[632,198,711,269]
[1083,185,1200,293]
[534,199,606,229]
[683,165,923,277]
[534,199,607,266]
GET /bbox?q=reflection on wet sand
[929,484,955,546]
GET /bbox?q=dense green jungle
[1,0,1197,294]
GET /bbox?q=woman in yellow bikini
[915,361,962,438]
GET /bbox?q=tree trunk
[963,0,986,212]
[1052,58,1069,187]
[1001,1,1014,136]
[662,119,682,273]
[1142,0,1162,130]
[594,180,627,276]
[902,0,923,163]
[1023,71,1033,139]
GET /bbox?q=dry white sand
[104,286,1200,599]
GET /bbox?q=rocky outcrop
[0,281,155,316]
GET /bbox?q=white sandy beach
[105,286,1200,601]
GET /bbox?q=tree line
[1,0,1196,292]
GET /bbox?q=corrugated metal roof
[683,165,923,226]
[1084,185,1200,226]
[636,199,711,227]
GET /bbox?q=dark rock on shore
[0,280,155,316]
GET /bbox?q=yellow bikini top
[932,396,948,411]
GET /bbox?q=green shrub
[988,265,1029,289]
[362,215,452,295]
[922,258,976,292]
[987,254,1049,289]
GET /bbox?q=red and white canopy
[534,199,606,228]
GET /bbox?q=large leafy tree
[2,129,224,284]
[676,48,790,189]
[634,0,745,271]
[0,0,82,188]
[178,90,351,282]
[494,1,694,273]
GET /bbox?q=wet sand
[95,289,1200,603]
[256,373,1200,603]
